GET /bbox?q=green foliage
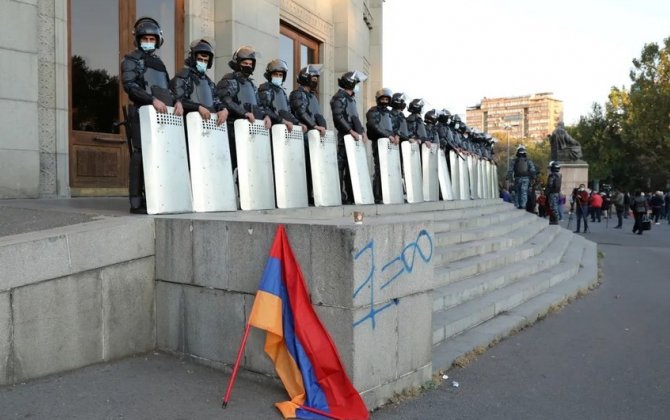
[571,37,670,191]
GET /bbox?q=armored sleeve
[257,85,282,124]
[170,70,201,114]
[528,160,538,178]
[215,77,248,118]
[289,90,317,129]
[209,79,225,112]
[315,113,327,129]
[330,96,352,133]
[121,56,153,105]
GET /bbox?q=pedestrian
[631,190,649,235]
[121,17,184,214]
[650,191,664,224]
[589,191,602,222]
[623,191,631,219]
[572,184,590,233]
[612,188,624,228]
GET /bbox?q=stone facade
[0,0,383,199]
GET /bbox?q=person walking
[612,188,624,228]
[631,190,649,235]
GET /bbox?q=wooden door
[68,0,183,196]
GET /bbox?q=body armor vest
[272,87,290,112]
[191,78,214,108]
[307,93,322,118]
[379,111,393,132]
[237,78,257,105]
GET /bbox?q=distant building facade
[466,93,563,141]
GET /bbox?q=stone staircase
[430,201,598,372]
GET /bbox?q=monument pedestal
[561,161,589,196]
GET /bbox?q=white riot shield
[437,149,454,200]
[459,155,469,200]
[272,125,308,209]
[476,159,484,199]
[484,160,492,199]
[344,135,374,205]
[401,142,423,203]
[234,119,275,210]
[467,155,478,199]
[307,130,341,207]
[422,143,439,201]
[377,138,404,204]
[449,151,460,200]
[492,162,499,198]
[186,113,237,212]
[139,105,193,214]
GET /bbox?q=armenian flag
[248,225,369,420]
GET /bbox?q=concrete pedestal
[561,162,589,197]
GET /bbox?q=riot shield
[422,143,439,201]
[344,134,374,205]
[307,130,341,207]
[459,155,469,200]
[139,105,193,214]
[272,124,308,209]
[449,150,461,200]
[401,142,423,203]
[467,155,478,199]
[186,113,237,212]
[378,138,404,204]
[437,149,454,200]
[234,119,276,210]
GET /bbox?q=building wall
[0,0,382,199]
[466,93,564,142]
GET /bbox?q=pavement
[1,201,670,419]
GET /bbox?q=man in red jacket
[572,184,590,233]
[589,191,603,222]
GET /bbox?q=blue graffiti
[352,229,433,329]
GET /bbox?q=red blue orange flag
[248,225,369,420]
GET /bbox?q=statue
[550,121,582,161]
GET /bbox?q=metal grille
[248,121,270,137]
[155,112,184,127]
[200,117,228,134]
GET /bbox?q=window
[279,23,320,92]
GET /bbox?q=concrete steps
[430,207,598,372]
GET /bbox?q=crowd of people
[121,17,499,213]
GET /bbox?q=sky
[383,0,670,125]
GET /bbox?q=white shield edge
[459,155,469,200]
[307,130,342,206]
[484,160,492,199]
[139,105,193,214]
[186,112,237,212]
[377,138,404,204]
[449,151,461,200]
[467,155,478,199]
[344,134,374,204]
[401,142,424,203]
[437,149,454,200]
[492,162,499,198]
[421,143,439,201]
[272,124,308,209]
[234,119,276,210]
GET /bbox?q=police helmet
[264,59,289,82]
[424,109,438,124]
[297,64,322,86]
[549,161,561,172]
[189,39,214,69]
[375,88,393,106]
[391,93,407,111]
[516,145,527,157]
[438,109,451,124]
[133,17,164,49]
[228,45,257,71]
[408,98,424,114]
[338,70,367,90]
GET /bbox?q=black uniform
[215,72,266,169]
[330,89,365,204]
[366,104,395,203]
[121,48,176,212]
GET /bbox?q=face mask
[140,42,156,52]
[195,61,207,74]
[310,80,319,90]
[454,123,460,129]
[271,77,283,87]
[353,84,360,94]
[240,65,253,75]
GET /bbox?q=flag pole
[300,405,345,420]
[222,322,252,408]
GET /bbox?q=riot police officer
[121,17,184,214]
[423,109,440,146]
[366,88,398,204]
[330,70,367,204]
[170,39,228,124]
[290,64,327,205]
[406,98,429,146]
[215,45,271,170]
[389,93,410,142]
[508,145,537,209]
[258,59,303,132]
[546,161,562,225]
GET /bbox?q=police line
[139,106,498,214]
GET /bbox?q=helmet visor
[350,70,368,83]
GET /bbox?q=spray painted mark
[352,229,433,329]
